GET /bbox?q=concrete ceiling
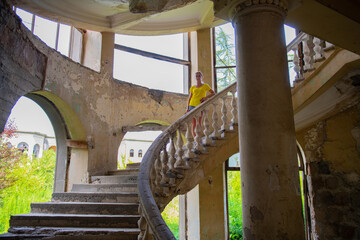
[13,0,226,35]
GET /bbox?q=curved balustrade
[137,82,237,239]
[287,32,334,84]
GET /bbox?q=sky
[7,97,55,137]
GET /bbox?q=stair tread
[53,192,138,195]
[12,213,140,217]
[9,227,140,232]
[74,183,137,185]
[32,202,138,206]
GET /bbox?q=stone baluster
[230,89,238,130]
[175,127,190,169]
[220,96,228,133]
[194,112,205,154]
[292,48,303,81]
[184,121,196,159]
[325,41,334,50]
[138,206,147,240]
[202,109,212,146]
[160,144,170,188]
[166,134,179,186]
[313,37,325,61]
[302,35,315,71]
[210,102,221,139]
[150,164,156,193]
[154,155,162,194]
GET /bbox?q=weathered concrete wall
[0,1,46,130]
[0,1,188,182]
[297,102,360,239]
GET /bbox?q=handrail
[286,31,306,52]
[137,82,237,239]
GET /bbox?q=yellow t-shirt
[189,83,211,107]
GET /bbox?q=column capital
[231,0,288,21]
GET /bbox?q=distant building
[6,131,56,158]
[117,131,161,167]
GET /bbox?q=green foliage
[117,153,133,169]
[0,149,56,234]
[215,25,237,91]
[162,195,179,239]
[228,171,243,240]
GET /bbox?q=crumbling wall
[0,1,188,180]
[297,103,360,240]
[0,0,46,130]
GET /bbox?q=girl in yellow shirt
[186,71,215,136]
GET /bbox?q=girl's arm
[200,89,215,103]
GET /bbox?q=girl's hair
[195,71,203,77]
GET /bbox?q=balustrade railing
[137,82,237,239]
[137,31,335,240]
[287,32,334,85]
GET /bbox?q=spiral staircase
[1,29,358,239]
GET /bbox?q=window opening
[297,145,311,240]
[213,23,297,90]
[15,8,79,60]
[213,23,236,92]
[225,153,242,240]
[17,142,29,152]
[33,144,40,158]
[138,149,143,158]
[113,33,190,94]
[129,149,134,157]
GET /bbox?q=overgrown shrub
[0,147,56,234]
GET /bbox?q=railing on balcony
[287,32,334,85]
[137,82,237,239]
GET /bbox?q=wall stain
[250,206,264,222]
[148,89,163,104]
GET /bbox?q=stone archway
[26,91,87,192]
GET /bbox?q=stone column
[232,1,305,239]
[100,32,115,76]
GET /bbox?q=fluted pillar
[231,1,305,239]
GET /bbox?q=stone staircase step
[91,175,138,184]
[71,183,137,193]
[107,169,139,176]
[126,163,141,169]
[9,213,140,228]
[31,202,139,215]
[52,192,138,203]
[5,227,140,239]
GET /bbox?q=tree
[215,26,237,91]
[0,119,23,190]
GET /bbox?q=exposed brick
[333,191,350,206]
[315,190,335,207]
[350,190,360,208]
[318,161,331,174]
[339,225,355,239]
[326,207,343,223]
[311,176,324,190]
[325,176,339,190]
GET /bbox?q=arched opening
[117,120,170,169]
[0,96,57,233]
